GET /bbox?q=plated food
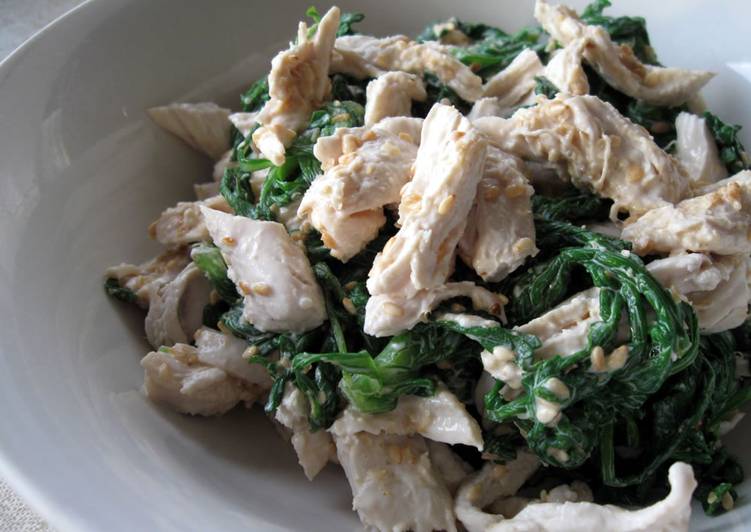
[105,1,751,530]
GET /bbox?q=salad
[105,1,751,530]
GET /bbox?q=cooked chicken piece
[435,312,502,329]
[331,34,483,102]
[330,386,483,450]
[200,207,326,333]
[474,95,690,218]
[535,0,713,106]
[459,148,537,282]
[149,195,232,248]
[364,72,427,126]
[544,39,589,95]
[468,98,512,121]
[193,327,273,387]
[106,248,190,308]
[140,343,263,416]
[212,149,234,181]
[148,102,231,160]
[298,117,422,261]
[622,171,751,255]
[333,432,457,532]
[675,112,727,186]
[455,451,540,532]
[426,441,473,494]
[516,287,601,359]
[228,111,259,138]
[366,282,507,337]
[482,49,543,104]
[428,19,473,46]
[485,462,696,532]
[364,104,508,336]
[252,7,340,165]
[144,263,212,348]
[647,253,750,333]
[193,182,220,200]
[275,383,335,480]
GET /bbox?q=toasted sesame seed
[607,345,629,371]
[482,184,503,201]
[722,491,734,511]
[222,236,236,246]
[626,165,644,183]
[238,281,252,295]
[438,194,456,215]
[450,303,466,313]
[252,282,272,296]
[383,302,404,317]
[321,230,337,249]
[398,132,413,143]
[342,297,357,315]
[344,281,358,290]
[332,112,350,122]
[362,130,377,142]
[382,141,401,157]
[342,134,361,154]
[512,237,534,255]
[505,184,527,198]
[242,345,259,360]
[590,346,606,372]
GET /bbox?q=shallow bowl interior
[0,0,750,530]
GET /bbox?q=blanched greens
[704,112,751,175]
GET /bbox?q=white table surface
[1,3,83,528]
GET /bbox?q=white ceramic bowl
[1,0,750,530]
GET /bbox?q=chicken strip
[144,263,212,348]
[330,386,483,450]
[105,248,191,308]
[275,383,336,480]
[474,94,690,218]
[252,7,340,165]
[298,117,422,262]
[148,102,231,160]
[331,34,483,102]
[333,432,457,532]
[459,147,537,282]
[140,341,266,416]
[148,195,232,248]
[365,104,509,336]
[675,111,727,187]
[200,207,326,333]
[622,171,751,255]
[535,0,713,106]
[647,253,750,333]
[364,72,426,127]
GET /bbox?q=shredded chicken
[140,342,264,416]
[474,94,690,218]
[364,72,427,126]
[459,147,537,282]
[331,386,483,450]
[106,248,191,308]
[148,195,232,248]
[544,39,590,95]
[148,102,231,160]
[535,0,713,106]
[482,49,543,104]
[252,7,340,165]
[200,207,326,332]
[426,441,473,494]
[275,383,336,480]
[675,111,727,187]
[298,117,422,262]
[144,263,212,348]
[334,432,457,532]
[331,34,483,102]
[364,104,510,337]
[622,171,751,255]
[485,462,697,532]
[647,253,750,333]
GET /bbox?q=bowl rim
[0,4,102,529]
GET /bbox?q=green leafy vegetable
[104,278,137,304]
[532,190,612,224]
[453,26,546,80]
[306,6,365,37]
[534,76,560,99]
[704,112,751,175]
[241,77,270,112]
[413,73,471,116]
[190,243,240,304]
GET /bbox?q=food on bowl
[104,1,751,530]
